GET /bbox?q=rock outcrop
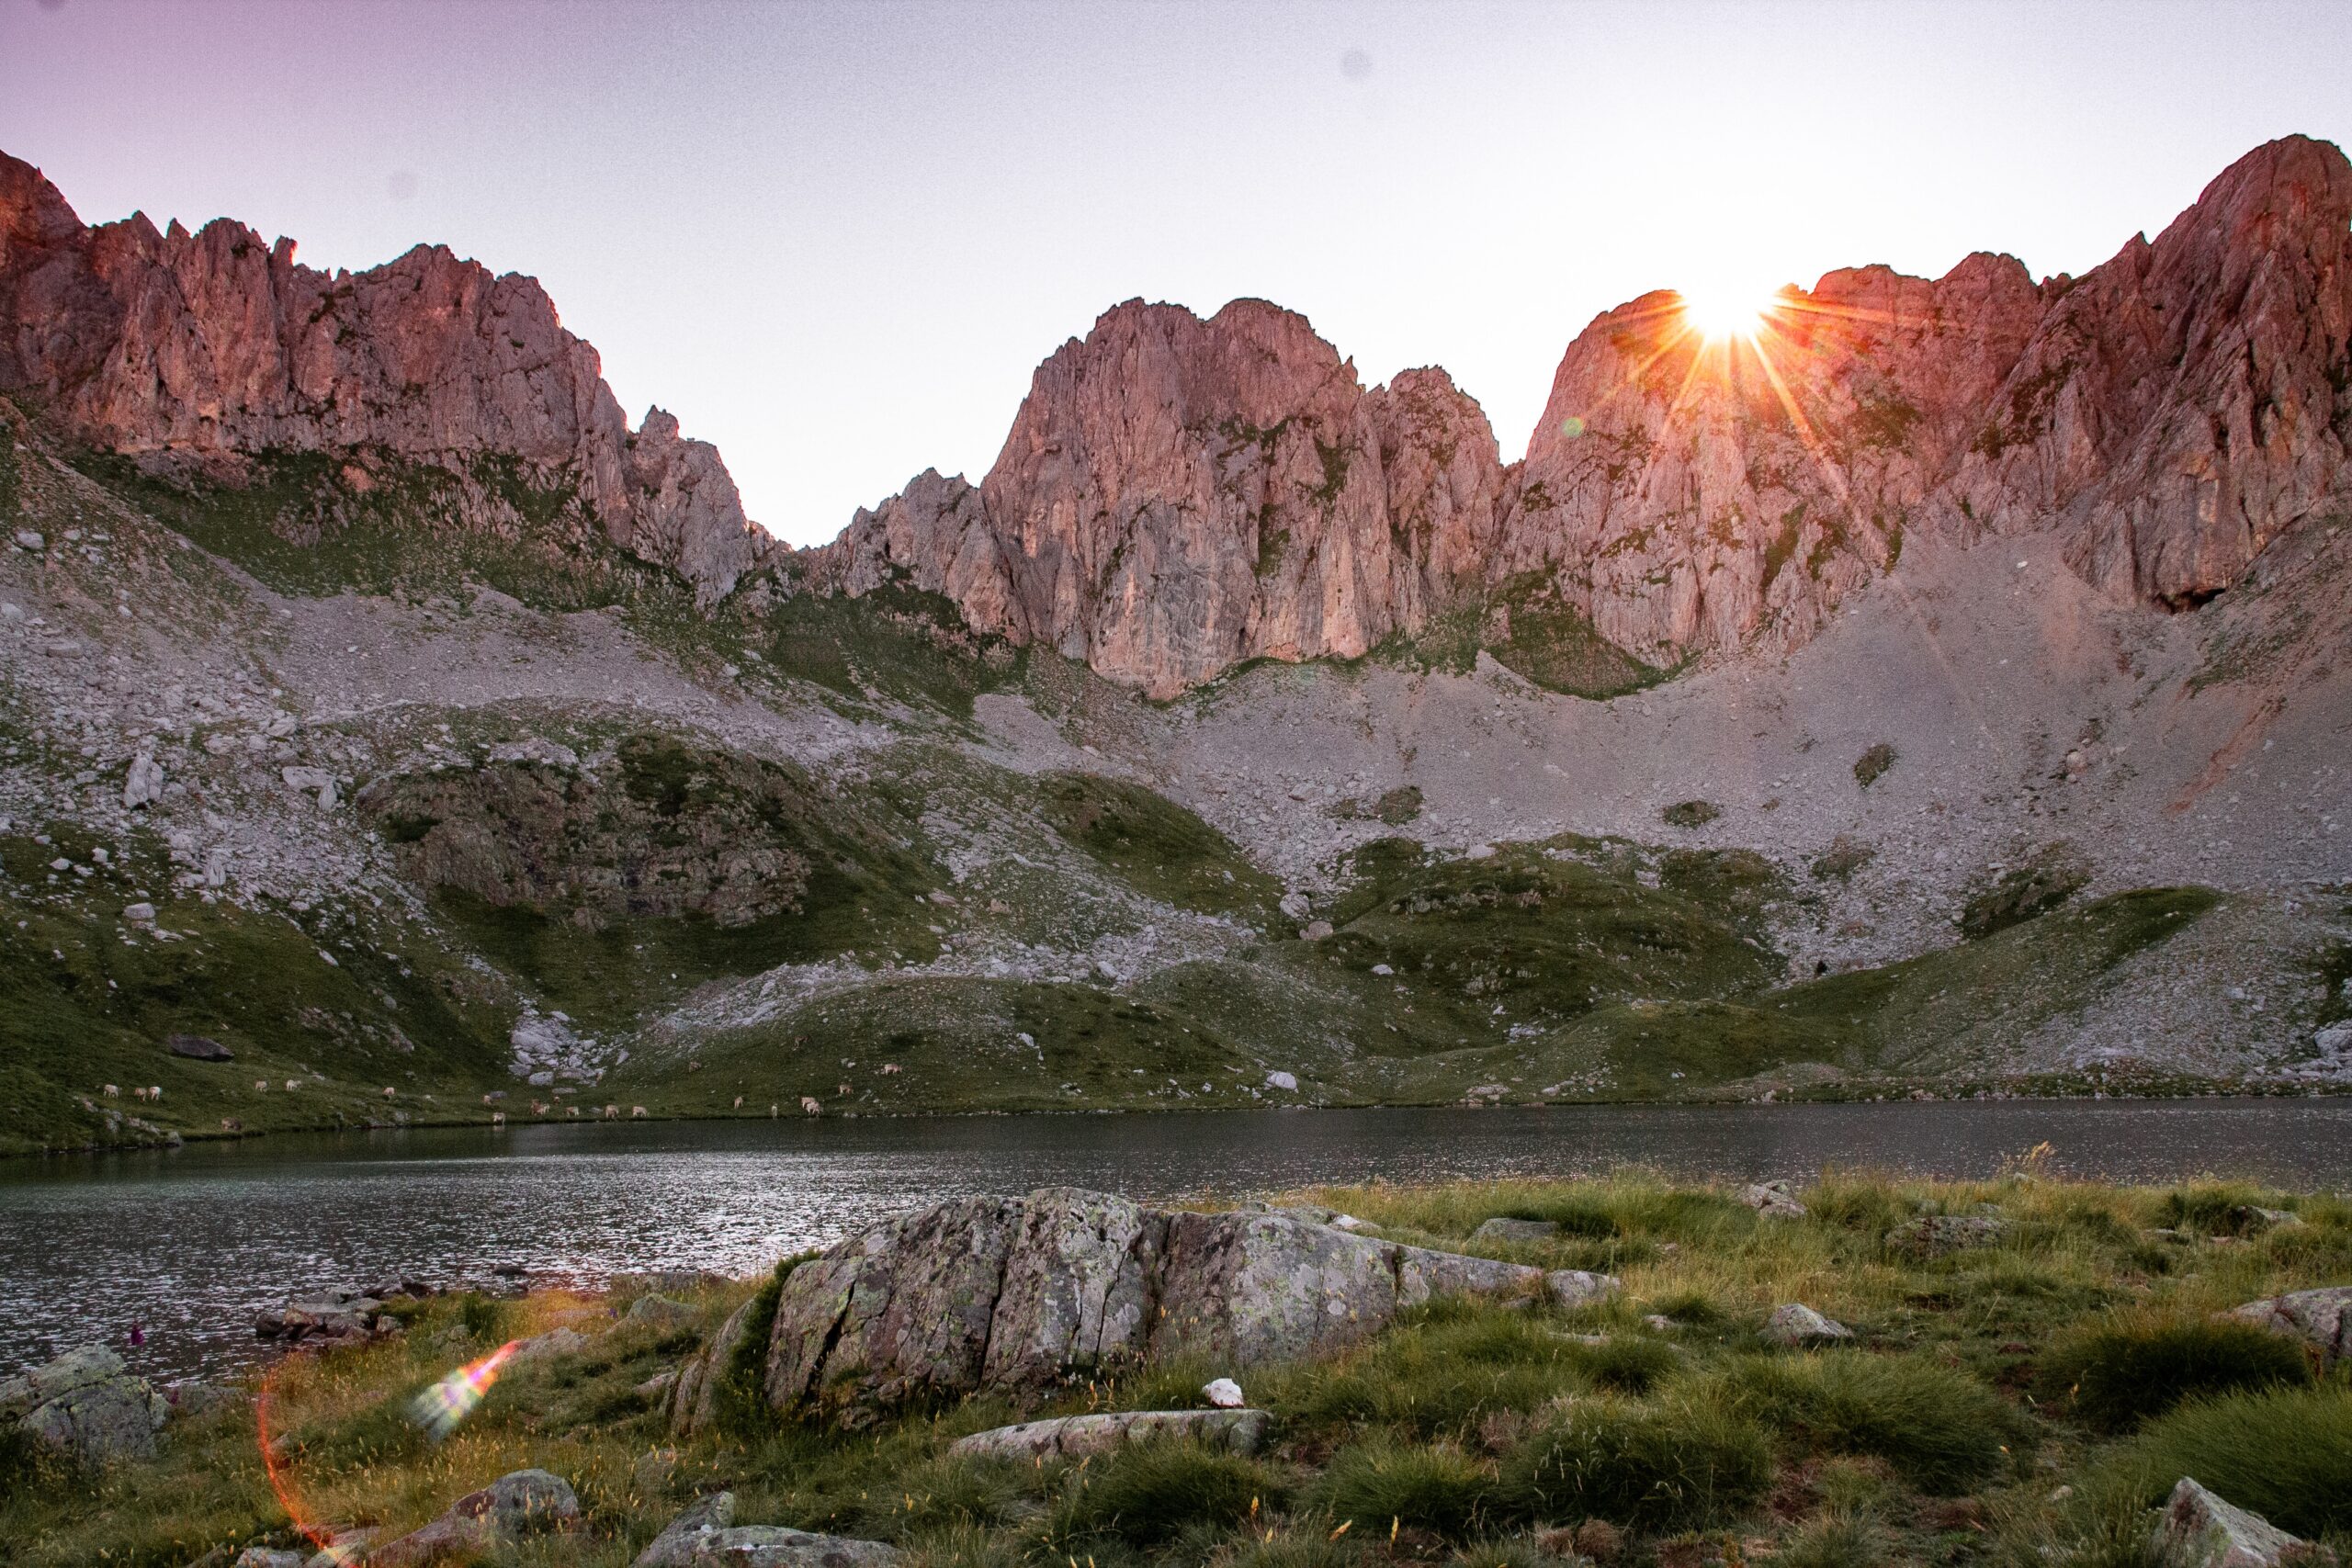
[809,300,1505,696]
[0,1345,168,1461]
[670,1189,1555,1428]
[0,152,771,602]
[369,1468,580,1568]
[814,136,2352,694]
[949,1406,1270,1460]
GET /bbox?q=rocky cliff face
[812,299,1505,695]
[820,136,2352,692]
[0,153,771,602]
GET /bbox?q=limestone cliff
[0,153,771,602]
[818,136,2352,692]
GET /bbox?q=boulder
[369,1468,579,1568]
[949,1407,1269,1461]
[627,1294,700,1331]
[507,1326,591,1366]
[2153,1477,2322,1568]
[636,1492,736,1568]
[2232,1206,2304,1235]
[747,1188,1547,1424]
[1471,1217,1562,1244]
[688,1528,900,1566]
[0,1347,168,1461]
[1886,1214,2010,1260]
[1545,1269,1623,1308]
[230,1551,307,1568]
[666,1291,766,1435]
[166,1032,233,1062]
[1763,1303,1855,1346]
[2228,1284,2352,1365]
[1739,1181,1807,1219]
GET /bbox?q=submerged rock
[949,1407,1270,1460]
[0,1346,168,1461]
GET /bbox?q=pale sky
[6,0,2349,546]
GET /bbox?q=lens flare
[1677,282,1780,341]
[410,1341,519,1440]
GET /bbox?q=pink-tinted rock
[0,152,771,601]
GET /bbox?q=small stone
[1738,1180,1808,1218]
[1264,1070,1298,1091]
[1544,1269,1622,1308]
[1202,1377,1244,1408]
[13,529,44,550]
[1473,1216,1562,1244]
[1763,1303,1854,1346]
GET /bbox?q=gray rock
[1544,1269,1622,1308]
[690,1527,900,1566]
[636,1491,737,1567]
[2228,1284,2352,1365]
[950,1406,1270,1461]
[755,1188,1547,1421]
[1472,1217,1562,1244]
[1763,1303,1854,1346]
[1886,1214,2011,1259]
[508,1325,591,1365]
[1739,1180,1808,1218]
[668,1291,767,1436]
[0,1346,169,1461]
[628,1294,700,1331]
[2153,1477,2316,1568]
[254,1291,390,1346]
[166,1032,233,1062]
[232,1551,308,1568]
[370,1468,580,1568]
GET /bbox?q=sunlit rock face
[820,136,2352,691]
[814,299,1507,698]
[0,152,771,602]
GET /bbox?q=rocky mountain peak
[817,134,2351,694]
[0,152,774,603]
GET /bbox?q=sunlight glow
[1677,282,1781,341]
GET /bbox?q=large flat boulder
[733,1188,1548,1426]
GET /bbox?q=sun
[1678,281,1781,342]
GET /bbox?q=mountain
[0,141,2347,1156]
[826,136,2352,694]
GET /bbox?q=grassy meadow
[3,1168,2348,1566]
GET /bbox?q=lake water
[5,1099,2349,1381]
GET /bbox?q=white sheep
[254,1079,268,1092]
[800,1096,821,1115]
[491,1111,505,1127]
[103,1084,119,1097]
[381,1087,396,1099]
[630,1105,647,1118]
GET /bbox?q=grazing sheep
[631,1105,647,1118]
[603,1103,618,1120]
[768,1102,778,1117]
[732,1095,743,1109]
[381,1087,396,1099]
[148,1087,162,1100]
[836,1082,852,1097]
[254,1080,268,1091]
[285,1079,300,1091]
[130,1087,148,1101]
[491,1111,505,1127]
[103,1084,119,1097]
[881,1063,901,1075]
[800,1096,821,1115]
